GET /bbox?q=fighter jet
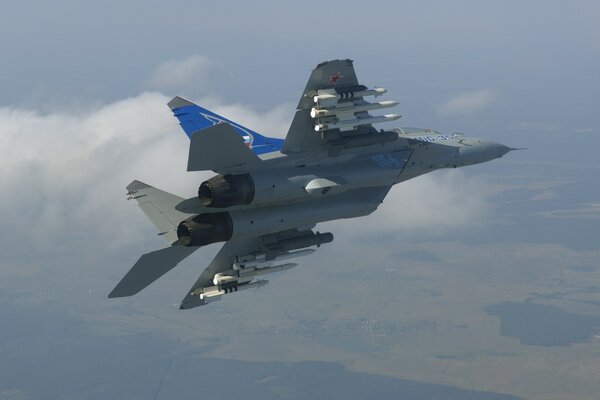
[109,59,512,309]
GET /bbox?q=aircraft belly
[187,150,411,211]
[229,186,388,238]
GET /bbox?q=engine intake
[198,174,255,208]
[177,212,233,246]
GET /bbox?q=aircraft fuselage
[176,128,511,247]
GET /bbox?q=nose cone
[494,143,513,158]
[458,139,516,165]
[479,140,514,159]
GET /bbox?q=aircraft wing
[179,228,332,309]
[178,238,261,309]
[294,59,361,111]
[282,59,399,155]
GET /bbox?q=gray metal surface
[126,180,192,244]
[108,244,199,298]
[187,123,261,172]
[178,237,262,309]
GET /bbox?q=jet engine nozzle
[177,212,233,246]
[198,173,255,208]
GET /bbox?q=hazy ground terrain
[1,1,599,399]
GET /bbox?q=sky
[1,1,599,399]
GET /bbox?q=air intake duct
[198,174,255,208]
[177,212,233,246]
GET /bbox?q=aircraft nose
[458,140,516,165]
[494,143,513,158]
[477,140,514,159]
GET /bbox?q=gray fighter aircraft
[109,59,512,309]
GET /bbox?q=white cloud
[379,170,491,232]
[438,89,496,117]
[0,91,297,260]
[147,55,219,92]
[0,92,195,254]
[324,169,492,239]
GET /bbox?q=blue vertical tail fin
[167,97,283,155]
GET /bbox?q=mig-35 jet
[109,59,513,309]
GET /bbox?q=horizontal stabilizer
[187,123,262,172]
[126,180,194,245]
[108,245,199,298]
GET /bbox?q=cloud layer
[438,89,496,117]
[0,92,187,255]
[147,55,219,93]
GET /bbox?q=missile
[213,273,238,286]
[235,248,315,270]
[199,286,224,299]
[311,101,399,118]
[267,232,334,252]
[240,262,297,278]
[313,87,387,103]
[236,252,268,268]
[213,262,298,288]
[315,114,401,132]
[225,262,299,281]
[199,280,269,300]
[274,248,315,261]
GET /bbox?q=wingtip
[107,289,125,299]
[178,295,208,310]
[126,180,151,192]
[168,96,195,110]
[108,282,141,298]
[315,58,354,69]
[179,301,193,310]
